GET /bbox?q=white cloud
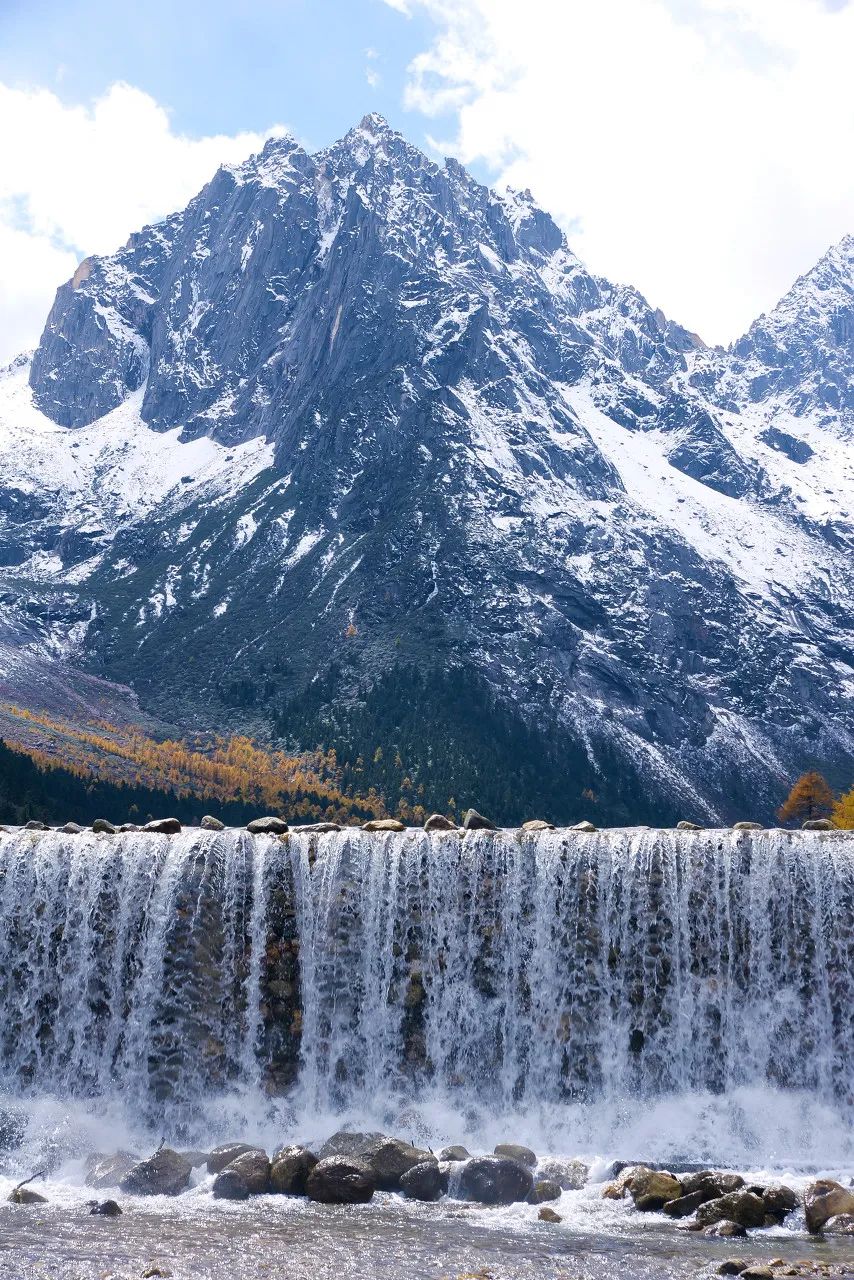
[386,0,854,343]
[0,82,286,363]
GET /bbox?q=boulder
[118,823,140,832]
[538,1206,562,1223]
[739,1270,775,1280]
[703,1220,747,1238]
[219,1149,270,1195]
[804,1179,854,1233]
[92,818,117,833]
[494,1143,536,1167]
[246,816,288,834]
[291,822,341,833]
[362,818,406,832]
[802,818,834,830]
[824,1214,854,1234]
[459,1155,534,1205]
[200,815,225,830]
[120,1149,192,1196]
[212,1170,250,1201]
[462,809,497,831]
[536,1157,588,1191]
[305,1156,375,1204]
[681,1171,744,1198]
[86,1151,139,1190]
[696,1190,766,1229]
[676,820,702,830]
[602,1164,643,1199]
[207,1143,264,1175]
[571,820,597,832]
[24,820,47,831]
[526,1180,561,1204]
[424,814,457,832]
[628,1167,682,1211]
[663,1190,710,1218]
[762,1183,798,1221]
[733,821,762,830]
[269,1145,318,1195]
[399,1161,447,1201]
[317,1130,386,1160]
[522,819,554,831]
[60,822,83,834]
[438,1145,471,1162]
[89,1199,122,1216]
[716,1263,748,1276]
[8,1186,47,1204]
[359,1137,436,1190]
[144,818,181,834]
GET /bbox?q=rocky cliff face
[1,115,852,823]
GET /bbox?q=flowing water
[1,825,853,1278]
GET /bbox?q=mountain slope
[2,115,852,823]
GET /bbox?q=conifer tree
[777,771,835,825]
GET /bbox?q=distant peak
[357,112,393,135]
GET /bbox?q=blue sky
[0,0,851,359]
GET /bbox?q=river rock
[92,819,117,834]
[424,814,457,832]
[8,1186,48,1204]
[86,1151,139,1189]
[200,815,225,830]
[762,1183,799,1221]
[60,822,83,834]
[696,1189,766,1229]
[802,818,834,830]
[733,821,762,830]
[399,1161,447,1201]
[360,1137,436,1190]
[362,818,406,832]
[703,1220,747,1238]
[676,820,703,830]
[602,1164,642,1199]
[462,809,497,831]
[824,1214,854,1234]
[246,816,289,834]
[681,1171,745,1198]
[120,1149,192,1196]
[306,1156,376,1204]
[207,1143,264,1175]
[527,1180,561,1204]
[571,820,597,832]
[628,1167,682,1211]
[118,823,140,832]
[219,1149,270,1194]
[459,1155,534,1205]
[269,1145,318,1195]
[212,1169,250,1200]
[522,819,554,831]
[739,1269,774,1280]
[663,1189,710,1218]
[317,1130,386,1159]
[144,818,181,834]
[438,1145,471,1161]
[538,1206,562,1223]
[24,820,47,831]
[494,1143,537,1167]
[536,1157,588,1190]
[89,1199,122,1216]
[804,1179,854,1233]
[716,1263,748,1276]
[291,822,342,833]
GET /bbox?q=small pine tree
[777,771,835,825]
[831,786,854,830]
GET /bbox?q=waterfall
[0,825,852,1165]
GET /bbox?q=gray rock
[92,819,117,834]
[494,1143,537,1167]
[681,1170,744,1199]
[696,1190,766,1229]
[715,1261,748,1275]
[462,809,497,831]
[86,1151,139,1190]
[359,1137,436,1190]
[317,1130,386,1160]
[362,818,406,832]
[571,820,597,832]
[438,1145,471,1162]
[207,1143,264,1175]
[399,1160,447,1201]
[824,1213,854,1234]
[676,820,702,830]
[306,1156,376,1204]
[662,1189,709,1218]
[212,1169,250,1201]
[459,1155,533,1205]
[246,817,289,835]
[200,815,225,830]
[522,819,554,831]
[802,818,834,830]
[60,822,84,834]
[89,1199,122,1216]
[8,1186,48,1204]
[424,814,457,832]
[762,1182,798,1221]
[535,1157,588,1191]
[538,1206,562,1223]
[119,1149,191,1196]
[269,1145,318,1195]
[526,1180,561,1204]
[804,1178,854,1233]
[118,823,140,832]
[732,821,762,830]
[143,818,181,834]
[25,820,48,831]
[290,822,342,833]
[703,1220,747,1238]
[218,1149,270,1195]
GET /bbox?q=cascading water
[0,825,853,1169]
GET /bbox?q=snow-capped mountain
[1,114,852,823]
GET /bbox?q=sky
[0,0,852,362]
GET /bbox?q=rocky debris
[246,816,289,835]
[438,1145,471,1162]
[200,815,225,830]
[92,818,117,834]
[305,1156,376,1204]
[24,820,47,831]
[86,1151,139,1190]
[462,809,497,831]
[213,1149,270,1197]
[89,1199,122,1216]
[269,1145,318,1195]
[522,819,554,831]
[571,820,597,833]
[716,1263,748,1276]
[494,1143,537,1167]
[527,1180,561,1204]
[824,1214,854,1233]
[459,1155,534,1205]
[804,1178,854,1233]
[207,1143,264,1175]
[8,1186,48,1204]
[762,1183,799,1222]
[399,1161,447,1201]
[704,1220,747,1238]
[119,1149,192,1197]
[536,1157,588,1190]
[802,819,835,830]
[359,1137,437,1191]
[696,1189,766,1229]
[60,822,83,834]
[733,821,763,830]
[143,818,181,834]
[627,1167,682,1211]
[362,819,406,832]
[424,814,457,832]
[538,1206,563,1223]
[676,820,702,830]
[317,1131,386,1160]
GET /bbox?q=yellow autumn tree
[777,771,835,826]
[832,786,854,830]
